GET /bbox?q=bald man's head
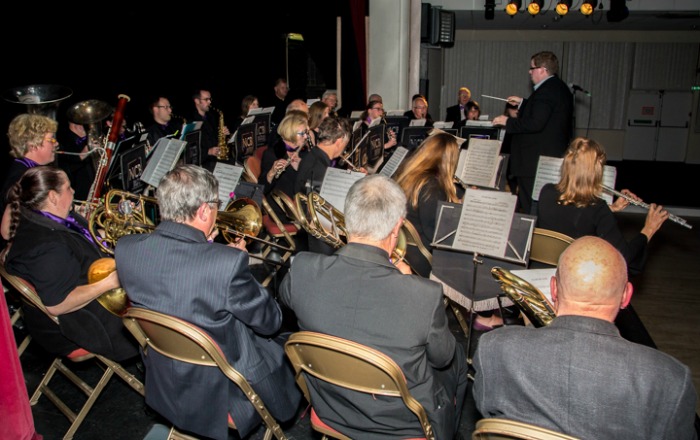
[553,236,631,320]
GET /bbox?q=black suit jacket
[505,75,573,178]
[445,104,464,126]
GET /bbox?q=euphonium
[87,257,130,317]
[211,106,229,161]
[490,266,555,327]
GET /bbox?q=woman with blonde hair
[394,131,462,277]
[537,137,668,276]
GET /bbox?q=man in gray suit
[279,174,469,440]
[115,165,301,440]
[473,236,697,439]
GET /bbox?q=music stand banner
[120,144,147,194]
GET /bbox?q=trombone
[216,198,294,253]
[602,185,692,230]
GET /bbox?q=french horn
[87,189,160,255]
[490,266,556,327]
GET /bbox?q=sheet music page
[319,167,366,214]
[533,156,616,204]
[459,138,502,188]
[350,110,363,119]
[380,146,409,178]
[409,118,426,127]
[510,268,556,305]
[248,108,263,116]
[140,138,187,188]
[433,121,454,129]
[213,163,244,203]
[454,189,517,257]
[368,117,381,128]
[352,120,363,132]
[457,149,468,179]
[386,110,405,117]
[464,120,494,128]
[307,98,320,106]
[261,107,274,115]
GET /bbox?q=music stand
[399,126,432,150]
[234,123,257,162]
[384,116,410,144]
[106,132,149,192]
[118,143,148,194]
[182,130,203,166]
[430,192,534,371]
[459,126,500,144]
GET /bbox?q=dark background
[1,1,367,176]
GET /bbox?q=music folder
[140,137,187,188]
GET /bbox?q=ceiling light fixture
[556,0,572,16]
[528,0,543,16]
[505,0,522,16]
[581,0,599,16]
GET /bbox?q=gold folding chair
[284,331,435,440]
[472,418,579,440]
[122,307,287,440]
[530,228,574,266]
[258,195,297,286]
[3,282,32,356]
[0,264,144,440]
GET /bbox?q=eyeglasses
[199,97,212,102]
[413,107,426,110]
[156,105,172,109]
[529,66,545,71]
[370,107,383,111]
[207,200,223,209]
[296,129,309,137]
[43,137,58,144]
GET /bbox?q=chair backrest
[243,155,262,183]
[529,228,574,266]
[472,418,579,440]
[122,307,286,439]
[0,264,58,324]
[284,331,435,440]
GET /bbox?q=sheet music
[386,110,405,117]
[454,189,517,257]
[352,120,363,132]
[307,98,320,106]
[409,118,427,127]
[350,110,363,119]
[368,117,381,128]
[140,138,187,188]
[242,116,255,124]
[261,107,275,115]
[213,163,244,203]
[319,167,366,214]
[510,268,556,305]
[380,146,409,178]
[464,120,494,128]
[532,156,617,204]
[458,138,502,188]
[433,121,454,129]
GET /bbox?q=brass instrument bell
[490,266,555,327]
[3,84,73,120]
[88,257,130,317]
[217,197,263,243]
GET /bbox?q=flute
[602,185,692,230]
[274,158,292,179]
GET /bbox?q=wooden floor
[6,210,700,439]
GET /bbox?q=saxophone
[211,106,229,161]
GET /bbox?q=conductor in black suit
[492,51,573,214]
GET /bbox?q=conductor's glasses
[156,105,172,110]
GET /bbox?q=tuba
[87,189,160,255]
[66,99,114,167]
[211,106,229,161]
[490,266,556,327]
[87,257,130,317]
[3,84,73,120]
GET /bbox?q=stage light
[505,0,521,16]
[607,0,629,22]
[485,0,495,20]
[528,0,543,16]
[580,0,598,16]
[556,0,572,16]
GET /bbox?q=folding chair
[122,307,287,440]
[284,331,434,440]
[0,264,144,440]
[472,418,579,440]
[530,228,574,266]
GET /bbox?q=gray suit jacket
[116,221,300,440]
[279,243,465,439]
[473,315,697,439]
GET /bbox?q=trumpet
[602,185,692,230]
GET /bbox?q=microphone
[568,83,591,96]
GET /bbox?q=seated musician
[3,166,138,361]
[473,236,698,439]
[115,165,301,440]
[403,94,434,127]
[279,174,468,440]
[537,137,668,276]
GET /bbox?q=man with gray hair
[279,174,468,440]
[473,236,697,439]
[115,164,301,440]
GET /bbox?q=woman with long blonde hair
[538,137,668,276]
[394,131,461,277]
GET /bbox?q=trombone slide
[602,185,692,230]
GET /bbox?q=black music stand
[182,130,203,166]
[234,123,257,163]
[430,196,535,371]
[459,126,500,144]
[106,132,149,193]
[399,126,432,150]
[118,143,148,194]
